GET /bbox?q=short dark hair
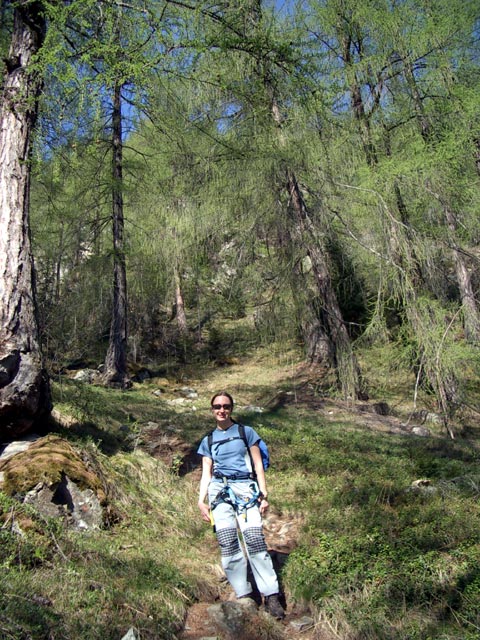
[210,390,234,409]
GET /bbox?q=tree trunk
[403,59,432,142]
[444,205,480,344]
[286,170,360,399]
[103,81,130,388]
[340,30,377,169]
[0,2,51,437]
[475,138,480,176]
[173,263,188,336]
[267,77,360,399]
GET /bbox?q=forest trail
[180,506,315,640]
[155,367,425,640]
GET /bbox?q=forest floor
[142,355,432,640]
[4,342,480,640]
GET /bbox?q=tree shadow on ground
[40,416,126,456]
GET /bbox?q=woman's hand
[198,501,211,523]
[259,497,269,515]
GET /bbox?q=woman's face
[211,395,233,421]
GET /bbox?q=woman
[197,391,285,619]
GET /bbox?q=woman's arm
[250,444,269,515]
[198,456,213,522]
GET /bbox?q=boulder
[167,397,188,406]
[242,405,265,414]
[0,435,107,530]
[72,369,98,383]
[207,601,284,640]
[178,386,199,399]
[207,602,251,640]
[411,426,431,437]
[0,349,52,440]
[23,475,103,531]
[50,408,78,428]
[289,616,315,632]
[0,433,40,461]
[407,479,437,496]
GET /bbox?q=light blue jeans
[208,478,279,598]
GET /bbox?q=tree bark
[0,2,51,437]
[102,81,131,388]
[444,205,480,344]
[339,31,377,168]
[286,170,360,399]
[267,74,360,399]
[173,263,188,336]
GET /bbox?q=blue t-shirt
[197,423,261,477]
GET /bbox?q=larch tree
[0,1,51,436]
[48,0,185,386]
[185,0,361,398]
[103,76,130,386]
[261,2,361,399]
[303,0,480,433]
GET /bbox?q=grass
[2,341,480,639]
[1,448,217,639]
[269,411,480,639]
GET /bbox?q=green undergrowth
[2,347,480,639]
[264,407,480,639]
[0,449,219,639]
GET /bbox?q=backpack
[207,423,270,473]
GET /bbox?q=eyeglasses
[212,404,232,410]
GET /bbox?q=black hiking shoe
[264,594,285,619]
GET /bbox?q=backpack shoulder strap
[237,423,248,447]
[207,424,251,465]
[237,423,257,476]
[207,428,242,456]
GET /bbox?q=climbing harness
[207,424,265,523]
[210,480,262,522]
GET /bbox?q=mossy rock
[0,435,105,501]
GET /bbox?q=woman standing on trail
[197,391,285,620]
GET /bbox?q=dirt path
[179,602,314,640]
[181,600,316,640]
[179,509,316,640]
